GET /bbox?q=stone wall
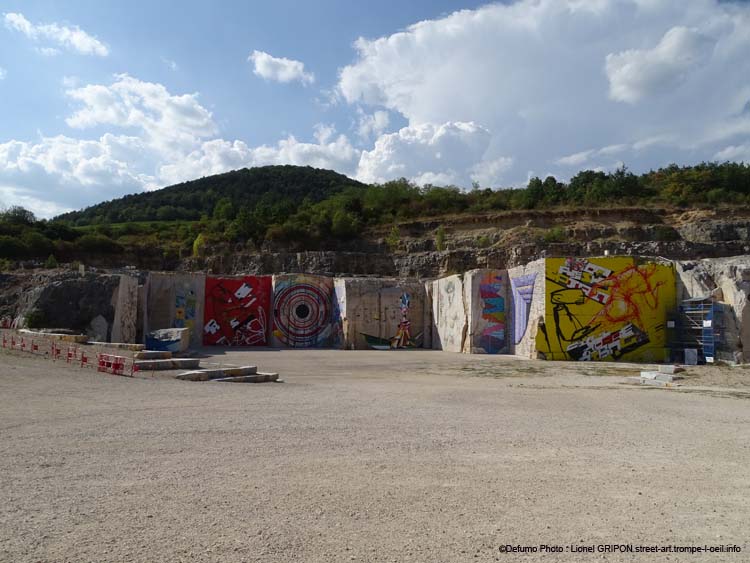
[534,257,676,362]
[428,274,467,353]
[334,278,428,350]
[111,275,138,343]
[271,274,336,348]
[144,273,206,349]
[507,259,546,359]
[463,269,509,354]
[0,272,139,343]
[203,276,272,346]
[675,256,750,362]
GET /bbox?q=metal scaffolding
[675,296,722,364]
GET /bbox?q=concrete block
[145,327,191,353]
[176,365,258,381]
[334,278,427,350]
[429,274,467,352]
[211,372,279,383]
[133,350,173,360]
[112,274,138,343]
[134,358,200,370]
[203,276,272,346]
[271,274,335,348]
[640,378,681,387]
[626,376,681,387]
[89,342,146,351]
[507,259,545,358]
[145,273,206,349]
[659,365,685,374]
[18,329,88,343]
[640,371,679,382]
[463,269,508,354]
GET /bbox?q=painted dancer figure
[391,292,412,348]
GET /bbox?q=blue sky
[1,0,749,217]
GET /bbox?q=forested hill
[56,165,367,225]
[2,161,750,269]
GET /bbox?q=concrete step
[89,342,146,351]
[627,376,682,387]
[176,365,258,382]
[133,350,173,360]
[211,372,279,383]
[19,329,88,343]
[640,370,682,382]
[135,358,200,370]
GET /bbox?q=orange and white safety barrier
[97,353,138,377]
[1,328,141,378]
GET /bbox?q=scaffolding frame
[674,296,722,364]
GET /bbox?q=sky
[1,0,749,218]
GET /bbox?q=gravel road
[1,350,748,562]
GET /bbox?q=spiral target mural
[272,274,334,348]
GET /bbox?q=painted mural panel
[203,276,272,346]
[430,274,466,353]
[334,278,427,350]
[478,271,506,353]
[174,279,199,336]
[536,257,676,362]
[464,269,508,354]
[374,286,424,349]
[511,273,537,345]
[145,273,206,349]
[272,274,334,348]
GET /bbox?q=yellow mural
[536,257,676,362]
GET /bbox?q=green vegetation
[542,226,566,243]
[476,235,492,249]
[1,161,749,265]
[385,225,401,251]
[436,226,447,251]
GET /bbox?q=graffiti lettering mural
[510,273,537,344]
[203,276,271,346]
[478,272,506,353]
[272,274,334,348]
[536,257,676,362]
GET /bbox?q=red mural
[203,276,271,346]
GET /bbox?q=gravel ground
[1,349,748,562]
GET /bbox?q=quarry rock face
[3,252,750,363]
[676,219,750,244]
[190,251,399,278]
[0,271,138,343]
[676,255,750,362]
[177,239,750,280]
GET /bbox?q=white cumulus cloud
[339,0,750,186]
[3,12,109,56]
[356,109,390,141]
[715,143,750,162]
[248,50,314,85]
[605,26,716,104]
[0,67,6,80]
[65,74,217,156]
[159,129,359,186]
[0,75,359,216]
[357,121,494,185]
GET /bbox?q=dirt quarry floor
[1,350,749,563]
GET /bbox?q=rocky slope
[180,206,750,278]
